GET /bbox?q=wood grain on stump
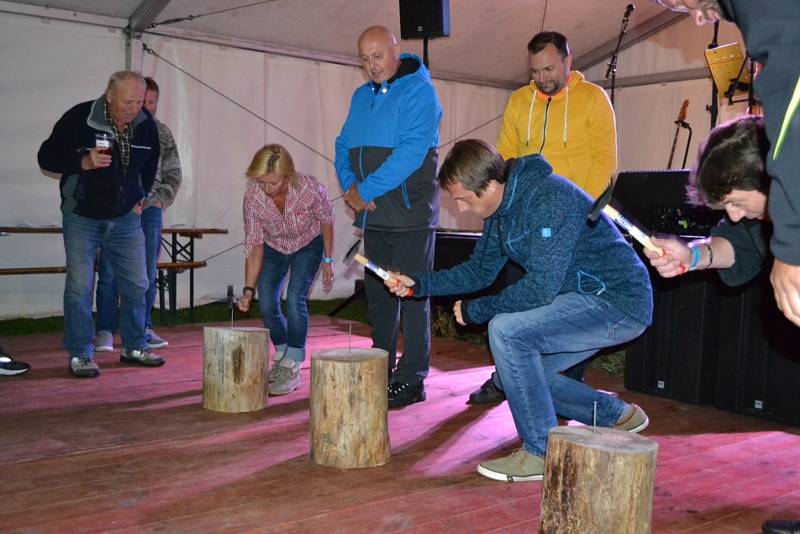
[203,326,268,413]
[310,347,390,469]
[540,426,658,534]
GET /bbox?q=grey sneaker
[268,350,287,384]
[120,348,165,367]
[477,448,546,482]
[69,357,101,378]
[94,330,114,352]
[268,358,301,396]
[145,328,168,349]
[614,404,649,433]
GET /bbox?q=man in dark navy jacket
[38,70,165,378]
[654,0,800,329]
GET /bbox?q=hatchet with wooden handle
[587,181,665,257]
[351,253,414,297]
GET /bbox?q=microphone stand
[726,56,760,114]
[724,52,750,104]
[680,121,693,169]
[706,21,720,129]
[606,6,633,108]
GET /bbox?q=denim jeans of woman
[488,292,648,457]
[257,235,323,363]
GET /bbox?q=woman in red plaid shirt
[238,144,334,396]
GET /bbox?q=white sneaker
[120,347,165,367]
[69,356,100,378]
[145,328,168,349]
[94,330,114,352]
[268,358,301,396]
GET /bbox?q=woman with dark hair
[237,144,334,396]
[645,115,772,285]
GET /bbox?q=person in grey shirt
[94,76,182,352]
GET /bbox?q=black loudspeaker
[399,0,451,39]
[617,170,723,403]
[614,170,723,237]
[714,271,800,424]
[624,266,722,403]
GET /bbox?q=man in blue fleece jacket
[38,71,165,378]
[335,25,442,408]
[387,139,653,481]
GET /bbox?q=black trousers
[363,228,435,385]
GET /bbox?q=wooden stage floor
[1,316,798,533]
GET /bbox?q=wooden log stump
[310,348,390,469]
[540,426,658,534]
[203,326,268,413]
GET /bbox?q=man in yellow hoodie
[498,31,617,199]
[469,31,618,405]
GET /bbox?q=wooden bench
[1,225,228,323]
[0,261,207,276]
[0,261,208,323]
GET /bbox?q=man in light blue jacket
[335,25,442,408]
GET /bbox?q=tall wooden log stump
[540,426,658,534]
[203,326,268,413]
[310,348,390,469]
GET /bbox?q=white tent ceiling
[1,0,684,88]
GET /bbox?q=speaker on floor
[714,271,800,425]
[617,170,724,403]
[399,0,450,39]
[623,265,722,403]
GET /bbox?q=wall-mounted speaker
[399,0,450,40]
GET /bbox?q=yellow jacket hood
[496,70,617,199]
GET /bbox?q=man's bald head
[358,25,397,47]
[357,25,401,84]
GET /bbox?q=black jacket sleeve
[38,105,86,176]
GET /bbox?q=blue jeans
[488,292,648,457]
[63,210,148,359]
[257,235,323,363]
[96,206,162,332]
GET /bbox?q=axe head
[226,284,234,309]
[343,238,362,264]
[587,178,617,223]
